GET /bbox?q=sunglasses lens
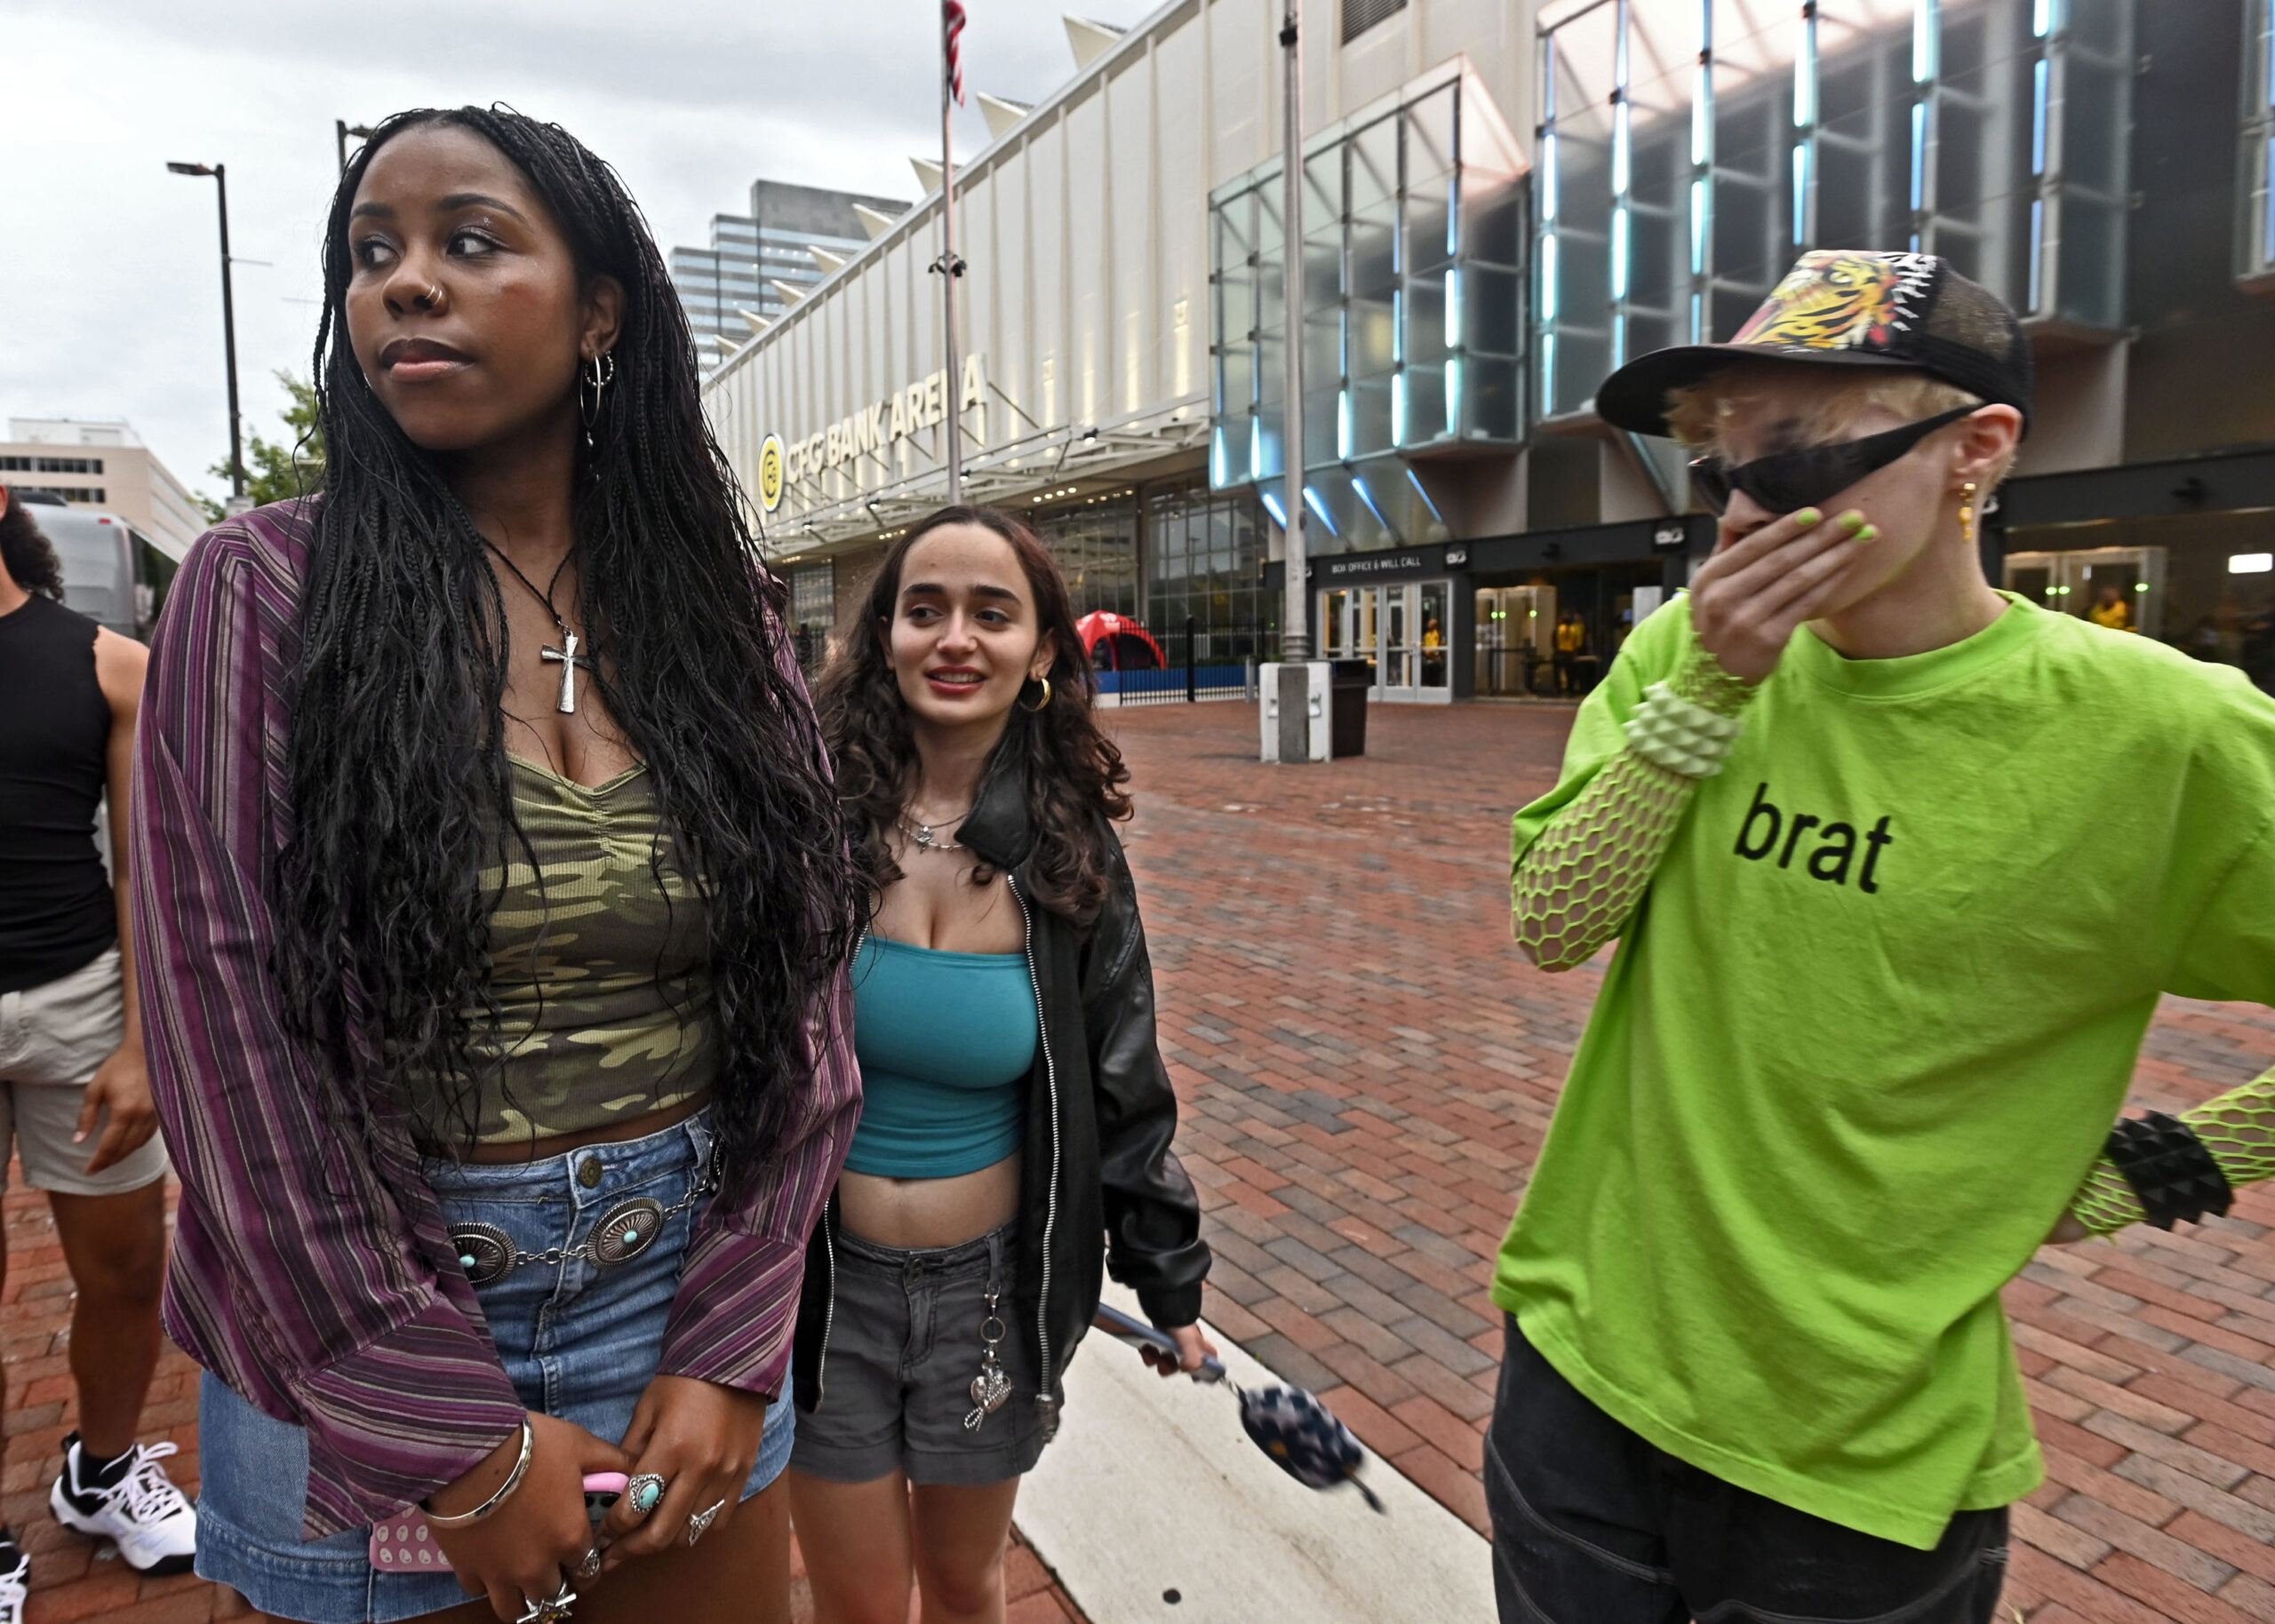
[1689,462,1732,515]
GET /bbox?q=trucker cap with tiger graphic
[1593,250,2034,439]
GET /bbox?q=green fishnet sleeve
[2069,1068,2275,1235]
[1513,648,1754,973]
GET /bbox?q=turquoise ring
[627,1474,667,1517]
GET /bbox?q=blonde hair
[1664,359,2005,469]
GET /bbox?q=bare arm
[81,629,155,1174]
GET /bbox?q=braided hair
[275,107,861,1179]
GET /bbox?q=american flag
[945,0,968,106]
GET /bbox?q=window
[1209,65,1523,552]
[791,561,836,629]
[34,457,102,474]
[1343,0,1408,44]
[1033,492,1139,617]
[2243,0,2275,287]
[1535,0,2133,419]
[1145,483,1277,660]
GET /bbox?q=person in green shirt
[1489,250,2275,1624]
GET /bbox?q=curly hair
[0,489,65,601]
[273,107,863,1180]
[817,506,1131,928]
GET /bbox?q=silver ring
[626,1472,667,1518]
[514,1582,576,1624]
[684,1496,727,1547]
[575,1546,603,1580]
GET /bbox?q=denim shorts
[195,1109,794,1623]
[790,1220,1045,1486]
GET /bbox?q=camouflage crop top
[419,757,717,1145]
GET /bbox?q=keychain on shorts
[965,1286,1012,1431]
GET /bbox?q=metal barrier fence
[1098,618,1276,706]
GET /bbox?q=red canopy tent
[1076,610,1166,672]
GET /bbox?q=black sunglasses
[1688,405,1978,518]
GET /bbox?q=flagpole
[940,2,965,504]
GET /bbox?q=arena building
[703,0,2275,702]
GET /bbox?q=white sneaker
[0,1542,26,1624]
[49,1433,197,1576]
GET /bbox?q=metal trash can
[1329,660,1371,758]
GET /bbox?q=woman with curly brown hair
[790,506,1212,1624]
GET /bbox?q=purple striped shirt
[130,503,859,1540]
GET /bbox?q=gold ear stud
[1959,481,1979,550]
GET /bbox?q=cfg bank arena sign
[759,354,989,512]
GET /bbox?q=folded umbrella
[1092,1302,1385,1513]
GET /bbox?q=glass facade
[1536,0,2133,418]
[791,561,835,630]
[1145,482,1276,657]
[1209,67,1525,553]
[2243,0,2275,286]
[1033,492,1140,618]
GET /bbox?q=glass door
[2004,546,2167,638]
[1324,581,1455,702]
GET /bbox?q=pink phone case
[369,1474,632,1570]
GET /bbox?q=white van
[14,492,186,641]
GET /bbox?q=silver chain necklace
[898,807,971,852]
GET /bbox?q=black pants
[1487,1318,2009,1624]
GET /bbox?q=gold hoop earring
[1957,481,1979,551]
[1020,675,1053,712]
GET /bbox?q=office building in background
[2,418,204,557]
[671,179,910,371]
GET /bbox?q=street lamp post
[335,121,376,176]
[1278,0,1309,665]
[167,161,245,507]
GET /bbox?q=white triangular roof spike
[808,245,847,275]
[1064,15,1123,69]
[769,279,809,306]
[978,92,1033,139]
[910,155,944,193]
[853,203,899,239]
[737,308,772,335]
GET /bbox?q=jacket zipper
[1009,875,1063,1436]
[815,928,868,1413]
[815,1205,837,1411]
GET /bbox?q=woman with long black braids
[131,108,862,1624]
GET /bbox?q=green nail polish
[1840,511,1867,533]
[1794,507,1823,527]
[1853,523,1878,542]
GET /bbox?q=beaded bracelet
[1624,681,1744,778]
[422,1417,535,1528]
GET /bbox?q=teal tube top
[845,935,1037,1179]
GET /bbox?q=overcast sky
[0,0,1157,510]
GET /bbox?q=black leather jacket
[792,759,1212,1433]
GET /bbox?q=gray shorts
[792,1220,1048,1486]
[0,947,170,1198]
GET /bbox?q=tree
[199,371,324,521]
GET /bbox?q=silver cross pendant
[540,631,593,715]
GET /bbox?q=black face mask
[1688,405,1978,518]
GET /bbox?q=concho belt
[449,1154,715,1287]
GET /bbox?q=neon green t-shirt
[1494,592,2275,1548]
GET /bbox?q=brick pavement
[1101,697,2275,1624]
[7,697,2272,1621]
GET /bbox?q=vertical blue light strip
[1910,102,1927,211]
[2032,60,2048,174]
[1912,0,1938,84]
[2028,198,2045,312]
[1792,146,1808,243]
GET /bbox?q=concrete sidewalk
[1018,1283,1493,1624]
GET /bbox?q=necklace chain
[898,804,972,853]
[484,539,579,639]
